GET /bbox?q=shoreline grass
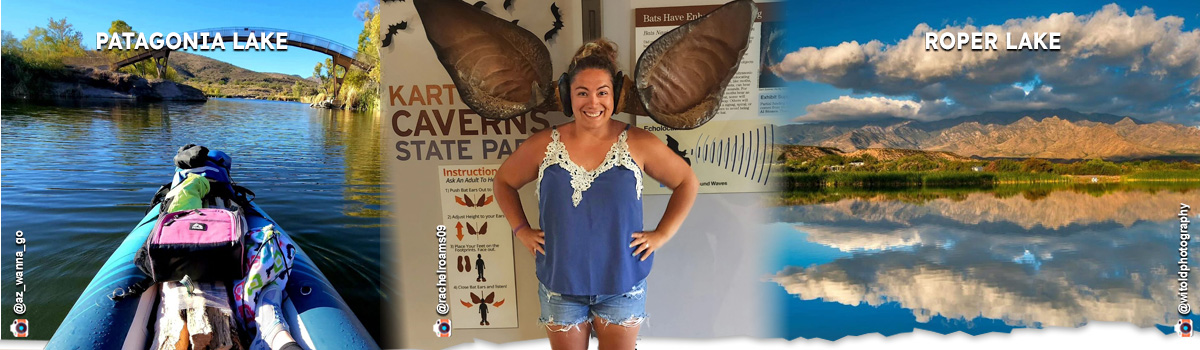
[781,170,1200,190]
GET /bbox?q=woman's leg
[591,279,648,350]
[539,283,592,350]
[593,317,639,350]
[547,323,590,350]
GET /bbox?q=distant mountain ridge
[169,52,307,84]
[777,110,1200,160]
[167,52,318,99]
[776,145,971,163]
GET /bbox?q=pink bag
[136,208,246,282]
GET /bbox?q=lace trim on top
[536,127,643,207]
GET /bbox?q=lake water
[1,98,385,341]
[767,187,1197,339]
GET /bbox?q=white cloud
[798,225,923,252]
[794,96,922,122]
[774,4,1200,122]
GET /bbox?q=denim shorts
[537,279,648,330]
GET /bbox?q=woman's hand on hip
[516,227,545,256]
[630,230,671,261]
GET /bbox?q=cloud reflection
[774,191,1191,329]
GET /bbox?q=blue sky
[1,0,376,77]
[779,0,1200,125]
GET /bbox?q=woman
[493,39,699,350]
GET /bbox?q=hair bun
[572,38,618,70]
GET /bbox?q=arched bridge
[111,27,373,98]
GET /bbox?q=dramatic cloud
[776,4,1200,123]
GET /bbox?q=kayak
[45,194,379,349]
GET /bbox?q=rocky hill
[168,52,319,99]
[778,110,1200,160]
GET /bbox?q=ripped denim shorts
[537,279,648,330]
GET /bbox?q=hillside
[778,110,1200,160]
[57,51,319,100]
[776,145,971,163]
[168,52,319,99]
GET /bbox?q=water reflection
[318,109,387,219]
[769,188,1196,339]
[1,99,385,341]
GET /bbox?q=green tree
[985,159,1021,172]
[20,18,85,60]
[313,58,336,95]
[1021,158,1054,173]
[106,20,156,77]
[2,30,22,53]
[308,3,381,110]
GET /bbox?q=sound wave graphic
[686,125,775,185]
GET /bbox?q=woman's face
[569,68,615,128]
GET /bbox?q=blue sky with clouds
[1,0,377,77]
[777,0,1200,125]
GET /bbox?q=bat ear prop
[630,0,758,129]
[413,0,556,120]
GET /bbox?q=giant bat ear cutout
[413,0,557,120]
[630,0,758,129]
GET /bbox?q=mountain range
[777,109,1200,160]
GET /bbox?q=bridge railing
[184,27,360,58]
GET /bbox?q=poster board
[379,0,579,348]
[632,2,783,194]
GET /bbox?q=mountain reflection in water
[769,188,1196,339]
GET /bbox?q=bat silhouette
[544,3,564,42]
[467,222,488,235]
[511,19,519,25]
[474,1,486,9]
[503,0,513,10]
[666,135,691,166]
[381,22,408,48]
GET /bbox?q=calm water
[1,98,386,341]
[768,187,1198,339]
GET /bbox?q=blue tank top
[536,124,650,295]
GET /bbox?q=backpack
[135,208,247,283]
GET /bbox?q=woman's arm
[627,128,700,261]
[493,131,551,256]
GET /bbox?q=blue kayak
[46,197,379,349]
